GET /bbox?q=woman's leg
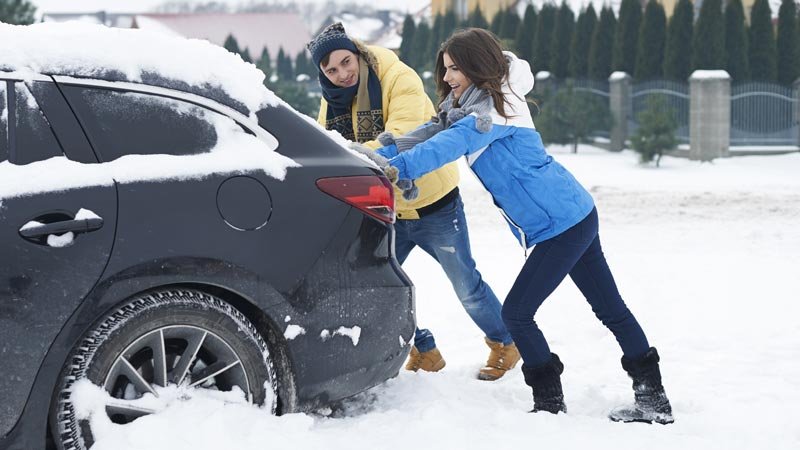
[502,210,596,412]
[566,212,671,423]
[567,210,650,359]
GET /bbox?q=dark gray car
[0,55,414,450]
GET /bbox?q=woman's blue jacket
[378,53,595,248]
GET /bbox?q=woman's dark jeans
[501,207,650,368]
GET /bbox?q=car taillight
[316,176,396,224]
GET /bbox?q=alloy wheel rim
[100,325,251,423]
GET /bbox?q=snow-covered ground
[76,146,800,449]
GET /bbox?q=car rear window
[62,87,228,162]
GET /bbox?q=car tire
[49,288,277,450]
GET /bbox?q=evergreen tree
[691,0,725,70]
[442,10,458,42]
[749,0,777,81]
[223,34,241,56]
[412,20,432,71]
[550,2,575,79]
[257,47,272,76]
[295,50,312,77]
[613,0,643,75]
[399,14,416,66]
[429,13,444,59]
[0,0,36,25]
[635,0,667,80]
[536,83,613,152]
[240,47,253,63]
[777,0,800,85]
[588,6,617,80]
[516,4,538,64]
[468,5,489,29]
[490,8,505,35]
[663,0,693,81]
[533,3,558,73]
[267,79,318,117]
[631,96,678,167]
[500,7,521,41]
[276,47,293,80]
[725,0,750,81]
[569,5,598,78]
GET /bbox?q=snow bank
[0,22,280,114]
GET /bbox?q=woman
[307,23,520,380]
[376,28,674,424]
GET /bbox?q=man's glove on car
[348,142,399,183]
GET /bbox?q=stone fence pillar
[609,72,631,152]
[689,70,731,161]
[534,71,554,96]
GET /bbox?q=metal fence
[534,76,799,149]
[630,79,690,143]
[730,82,798,146]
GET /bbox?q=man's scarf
[321,56,384,142]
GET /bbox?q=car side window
[8,82,65,165]
[0,82,7,163]
[63,87,228,162]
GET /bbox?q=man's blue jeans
[501,207,650,368]
[394,192,513,353]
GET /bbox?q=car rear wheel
[50,289,276,450]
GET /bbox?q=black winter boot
[609,347,674,424]
[521,353,567,414]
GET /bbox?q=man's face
[321,49,359,88]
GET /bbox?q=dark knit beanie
[307,22,358,69]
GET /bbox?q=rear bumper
[277,209,415,411]
[284,284,414,411]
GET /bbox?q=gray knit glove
[395,179,419,201]
[348,142,398,183]
[377,132,419,200]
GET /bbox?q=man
[307,23,519,380]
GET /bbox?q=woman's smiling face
[442,52,473,100]
[321,49,359,88]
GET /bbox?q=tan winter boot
[478,337,521,381]
[405,346,446,372]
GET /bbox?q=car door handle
[19,217,104,238]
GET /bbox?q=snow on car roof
[0,21,280,116]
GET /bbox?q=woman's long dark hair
[435,28,511,118]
